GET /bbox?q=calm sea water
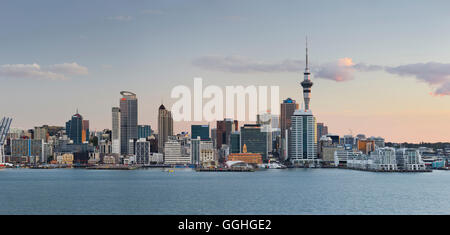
[0,168,449,215]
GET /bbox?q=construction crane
[0,117,13,164]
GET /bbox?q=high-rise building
[240,124,268,161]
[111,107,120,154]
[280,98,298,139]
[290,110,317,164]
[66,111,83,144]
[135,138,150,165]
[138,125,152,139]
[120,91,138,155]
[191,125,210,141]
[158,104,173,153]
[164,139,190,165]
[34,126,48,142]
[191,137,201,165]
[280,98,298,161]
[82,120,90,143]
[316,123,328,142]
[230,131,240,153]
[216,119,238,150]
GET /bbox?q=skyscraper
[158,104,173,153]
[111,107,120,154]
[66,111,83,144]
[316,123,328,142]
[120,91,138,155]
[280,98,298,160]
[216,119,238,150]
[138,125,152,139]
[82,120,90,143]
[290,110,317,164]
[280,98,298,139]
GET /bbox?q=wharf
[342,167,432,173]
[196,168,254,172]
[86,165,139,170]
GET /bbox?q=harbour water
[0,168,449,215]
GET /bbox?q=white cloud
[434,82,450,96]
[0,62,88,81]
[314,58,356,82]
[48,62,88,75]
[193,55,450,96]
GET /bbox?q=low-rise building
[228,144,262,165]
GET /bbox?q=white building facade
[289,109,318,165]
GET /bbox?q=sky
[0,0,449,143]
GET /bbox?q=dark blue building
[191,125,210,141]
[138,125,152,139]
[66,112,83,144]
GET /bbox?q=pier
[340,166,432,173]
[86,165,139,170]
[195,168,254,172]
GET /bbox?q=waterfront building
[191,137,201,165]
[135,138,150,164]
[158,104,173,153]
[333,146,362,166]
[240,124,268,161]
[103,155,119,164]
[120,91,138,155]
[199,140,216,167]
[290,109,317,165]
[11,139,43,159]
[370,147,397,171]
[56,153,74,165]
[99,140,112,155]
[228,144,263,165]
[111,107,121,154]
[164,139,190,165]
[322,145,339,166]
[191,125,210,141]
[138,125,152,139]
[395,148,426,170]
[149,153,164,164]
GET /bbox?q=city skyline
[0,0,449,143]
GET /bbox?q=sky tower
[301,38,313,111]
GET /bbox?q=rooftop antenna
[306,35,309,70]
